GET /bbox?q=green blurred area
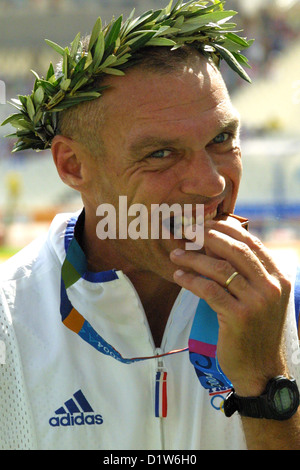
[0,246,19,261]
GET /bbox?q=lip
[160,198,224,220]
[160,198,225,238]
[203,199,224,222]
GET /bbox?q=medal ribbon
[60,213,232,393]
[188,299,232,394]
[60,231,188,364]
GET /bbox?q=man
[1,2,300,450]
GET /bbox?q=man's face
[81,56,242,282]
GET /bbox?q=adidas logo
[49,389,103,427]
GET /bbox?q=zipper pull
[155,350,168,418]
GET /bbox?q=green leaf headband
[1,0,253,153]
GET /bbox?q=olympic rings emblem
[210,395,225,412]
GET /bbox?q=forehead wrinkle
[136,86,222,116]
[135,81,235,121]
[128,96,240,154]
[134,103,240,133]
[133,74,223,118]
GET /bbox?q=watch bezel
[265,376,300,420]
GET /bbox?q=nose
[179,150,226,198]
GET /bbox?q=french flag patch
[155,371,168,418]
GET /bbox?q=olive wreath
[1,0,253,153]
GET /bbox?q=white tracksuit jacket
[0,212,299,450]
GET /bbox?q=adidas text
[49,412,103,427]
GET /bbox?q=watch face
[273,386,296,414]
[270,378,299,419]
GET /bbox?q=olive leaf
[70,32,81,59]
[105,15,123,48]
[88,17,102,52]
[102,68,125,76]
[26,96,35,121]
[147,37,177,46]
[46,62,55,80]
[33,86,45,106]
[44,39,65,56]
[213,43,251,82]
[92,32,105,71]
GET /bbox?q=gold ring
[225,271,239,288]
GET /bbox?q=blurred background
[0,0,299,265]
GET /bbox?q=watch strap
[224,376,300,420]
[224,390,267,419]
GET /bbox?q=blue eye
[149,149,172,159]
[212,132,230,144]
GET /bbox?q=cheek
[120,165,178,204]
[139,172,178,204]
[227,148,243,203]
[234,148,243,183]
[224,147,242,186]
[81,163,119,207]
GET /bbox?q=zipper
[155,348,168,419]
[121,275,186,449]
[154,289,185,420]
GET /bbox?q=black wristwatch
[224,376,300,420]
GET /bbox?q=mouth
[167,202,223,239]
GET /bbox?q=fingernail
[174,269,185,277]
[184,224,197,240]
[172,248,185,257]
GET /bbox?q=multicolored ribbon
[189,299,233,396]
[60,212,232,413]
[60,222,188,364]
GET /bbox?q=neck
[130,272,181,347]
[80,208,181,346]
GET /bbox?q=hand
[170,218,291,396]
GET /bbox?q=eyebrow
[129,137,182,156]
[217,114,241,134]
[129,115,241,156]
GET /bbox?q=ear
[51,135,84,190]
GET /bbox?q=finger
[173,268,240,315]
[203,227,270,286]
[204,227,291,306]
[170,248,255,301]
[205,219,282,278]
[209,220,292,300]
